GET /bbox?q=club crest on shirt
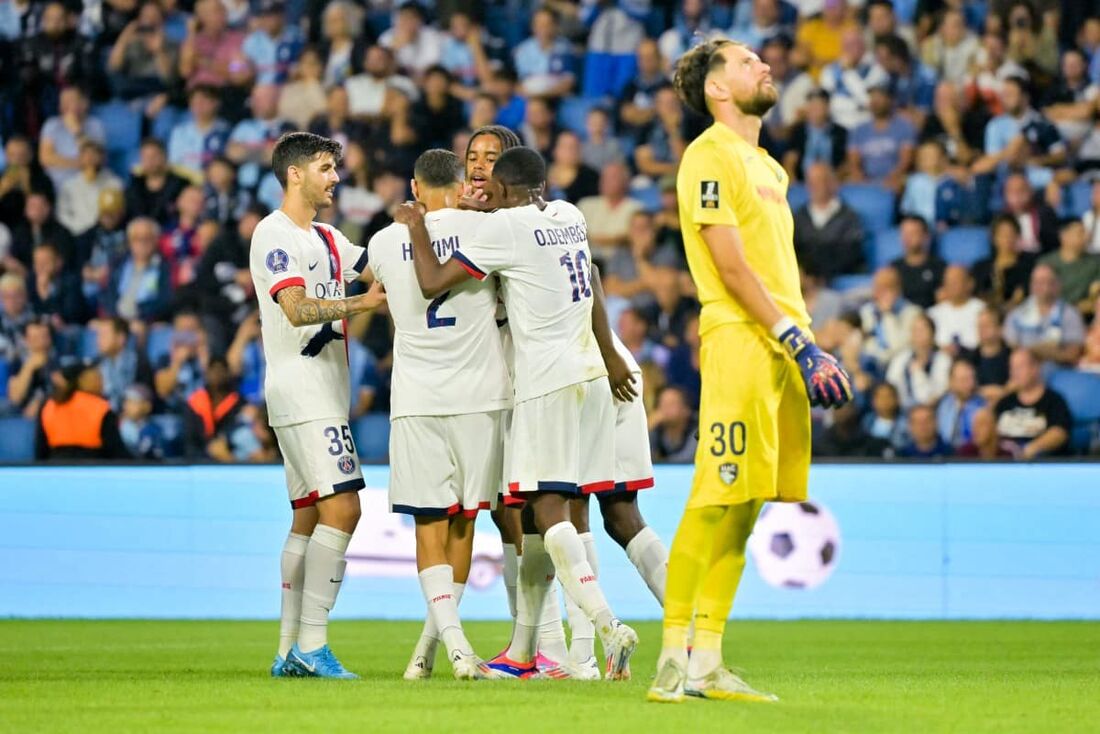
[337,455,356,475]
[700,180,719,209]
[266,248,289,274]
[718,462,739,485]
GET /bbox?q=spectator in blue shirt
[119,383,166,459]
[438,9,490,93]
[727,0,793,51]
[37,87,107,191]
[936,359,985,449]
[225,83,293,191]
[242,0,303,85]
[512,6,575,98]
[972,76,1065,191]
[106,217,173,326]
[167,85,231,182]
[153,309,210,411]
[874,33,937,118]
[898,404,953,458]
[846,82,916,192]
[617,38,667,143]
[486,67,526,131]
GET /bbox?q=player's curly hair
[465,125,522,160]
[672,38,738,117]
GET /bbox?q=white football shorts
[274,418,365,508]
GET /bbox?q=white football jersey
[367,208,512,419]
[452,200,606,402]
[249,209,369,427]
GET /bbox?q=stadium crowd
[1,0,1099,462]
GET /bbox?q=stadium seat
[938,227,990,267]
[93,101,141,155]
[352,413,390,463]
[840,184,895,234]
[831,273,874,293]
[868,227,903,270]
[1062,179,1094,219]
[786,183,808,213]
[630,183,661,213]
[1047,370,1100,453]
[146,325,174,365]
[558,97,598,137]
[0,416,35,462]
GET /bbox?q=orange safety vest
[40,391,111,450]
[187,389,241,439]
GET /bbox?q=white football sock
[297,525,351,653]
[277,532,309,658]
[410,582,464,668]
[419,565,472,657]
[537,582,569,664]
[543,522,615,643]
[565,532,599,663]
[625,526,668,604]
[506,534,553,663]
[502,543,519,619]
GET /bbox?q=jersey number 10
[560,252,592,302]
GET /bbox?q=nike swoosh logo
[309,262,319,270]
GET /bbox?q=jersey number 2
[427,291,456,328]
[559,252,592,302]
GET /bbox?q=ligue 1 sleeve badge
[700,180,719,209]
[337,455,357,475]
[266,248,290,274]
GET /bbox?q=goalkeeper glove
[773,319,854,409]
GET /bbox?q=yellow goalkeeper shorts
[687,323,811,509]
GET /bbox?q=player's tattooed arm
[393,202,471,298]
[276,283,386,327]
[590,263,638,402]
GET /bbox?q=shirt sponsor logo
[701,180,719,209]
[266,248,289,274]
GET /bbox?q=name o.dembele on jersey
[368,208,512,419]
[449,199,607,402]
[249,209,369,427]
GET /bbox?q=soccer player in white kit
[366,149,512,680]
[394,147,640,680]
[249,132,386,679]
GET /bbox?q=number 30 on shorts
[324,425,356,456]
[709,421,746,457]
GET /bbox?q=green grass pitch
[2,620,1097,733]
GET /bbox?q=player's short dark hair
[414,149,463,188]
[673,38,737,116]
[271,132,343,189]
[465,125,522,159]
[492,147,546,190]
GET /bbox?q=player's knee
[599,495,645,547]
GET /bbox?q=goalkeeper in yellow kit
[647,39,853,704]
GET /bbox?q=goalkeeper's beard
[735,87,778,118]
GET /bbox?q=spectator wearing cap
[276,47,327,131]
[548,131,599,204]
[784,90,848,180]
[106,1,180,104]
[410,65,467,151]
[28,242,87,326]
[0,135,54,232]
[380,2,444,79]
[936,359,985,448]
[35,357,128,460]
[897,404,953,458]
[1041,49,1099,147]
[890,215,946,309]
[1004,263,1086,367]
[928,265,985,351]
[792,162,864,279]
[578,161,643,262]
[242,0,304,85]
[648,385,698,464]
[994,348,1071,459]
[119,383,165,459]
[56,140,122,237]
[972,77,1065,192]
[919,81,987,168]
[226,84,294,192]
[582,107,625,172]
[12,191,76,270]
[126,138,189,226]
[634,87,685,180]
[106,217,173,326]
[819,28,889,131]
[96,316,153,411]
[919,9,979,86]
[512,6,575,98]
[8,320,57,419]
[796,0,860,79]
[860,266,923,369]
[167,85,230,183]
[846,80,916,192]
[183,356,244,460]
[1038,219,1100,311]
[178,0,249,90]
[38,87,107,192]
[0,274,32,364]
[616,39,667,143]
